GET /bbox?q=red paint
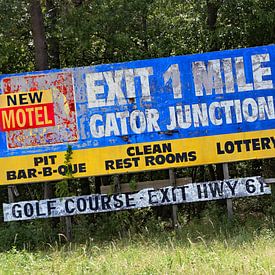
[0,103,55,131]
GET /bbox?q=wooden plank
[100,177,192,194]
[65,216,72,242]
[101,175,275,196]
[169,169,178,228]
[7,186,14,203]
[113,175,121,193]
[223,163,233,219]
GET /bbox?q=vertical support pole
[223,163,233,219]
[169,169,178,228]
[270,183,275,216]
[7,186,15,229]
[114,175,121,193]
[65,216,72,242]
[65,179,72,242]
[8,186,15,203]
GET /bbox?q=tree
[29,0,49,70]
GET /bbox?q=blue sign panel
[0,45,275,184]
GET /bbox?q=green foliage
[0,1,275,260]
[0,212,275,273]
[129,176,137,192]
[64,144,73,178]
[55,180,70,198]
[55,145,74,197]
[0,0,34,73]
[1,0,275,75]
[0,220,57,251]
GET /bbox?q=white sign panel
[3,176,270,221]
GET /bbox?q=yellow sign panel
[1,129,274,185]
[0,90,53,108]
[0,90,55,132]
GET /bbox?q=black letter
[101,195,111,210]
[7,171,16,180]
[197,184,208,199]
[125,193,135,207]
[105,160,115,170]
[160,188,170,203]
[148,190,158,204]
[77,198,87,212]
[126,147,135,156]
[12,204,22,218]
[216,143,225,154]
[47,200,56,216]
[65,199,75,214]
[113,194,124,208]
[36,202,46,217]
[24,203,34,217]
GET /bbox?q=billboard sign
[1,45,275,184]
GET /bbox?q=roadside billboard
[0,45,275,185]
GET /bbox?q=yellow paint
[0,129,275,185]
[0,90,53,108]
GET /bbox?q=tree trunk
[206,0,222,51]
[46,0,60,68]
[80,178,91,195]
[29,0,49,70]
[206,0,219,31]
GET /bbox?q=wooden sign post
[223,163,233,219]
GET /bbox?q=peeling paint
[3,72,78,148]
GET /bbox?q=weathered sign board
[0,45,275,185]
[3,177,271,221]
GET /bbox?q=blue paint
[1,45,275,157]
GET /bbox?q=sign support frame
[223,163,233,219]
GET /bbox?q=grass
[0,211,275,274]
[1,228,275,274]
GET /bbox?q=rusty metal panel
[3,176,271,221]
[0,45,275,184]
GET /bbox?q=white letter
[176,105,192,129]
[220,100,234,124]
[222,58,234,93]
[192,104,209,127]
[89,114,104,138]
[86,72,105,108]
[234,100,243,123]
[242,98,258,122]
[134,67,153,101]
[104,70,127,106]
[257,96,275,120]
[105,113,120,136]
[209,102,222,125]
[167,106,177,130]
[163,64,182,99]
[146,109,160,132]
[130,110,146,134]
[235,57,253,92]
[116,111,129,135]
[124,69,136,100]
[252,54,273,90]
[192,59,223,96]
